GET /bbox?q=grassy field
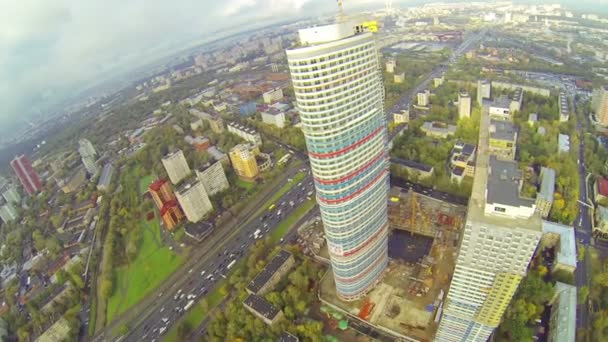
[236,178,255,191]
[270,199,316,242]
[139,174,155,194]
[106,176,184,323]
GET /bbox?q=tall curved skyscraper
[286,22,389,301]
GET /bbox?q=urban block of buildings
[477,79,491,105]
[391,158,434,180]
[393,109,410,124]
[558,91,570,122]
[547,282,576,342]
[229,144,260,181]
[97,163,114,191]
[261,109,287,128]
[78,138,98,175]
[262,87,284,104]
[541,221,577,274]
[243,293,283,325]
[558,134,570,154]
[417,90,430,107]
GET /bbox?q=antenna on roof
[337,0,345,22]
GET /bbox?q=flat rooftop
[490,119,517,141]
[487,156,535,209]
[246,250,292,294]
[243,293,281,320]
[468,106,543,232]
[542,221,577,269]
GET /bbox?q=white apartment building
[286,21,389,301]
[417,90,430,106]
[162,149,192,185]
[261,110,287,128]
[175,179,213,223]
[458,91,472,119]
[262,88,284,104]
[227,122,262,146]
[195,161,229,196]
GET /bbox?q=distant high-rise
[162,149,192,185]
[78,139,98,174]
[593,86,608,126]
[175,179,213,223]
[286,21,389,301]
[11,155,42,196]
[458,91,472,119]
[477,79,491,105]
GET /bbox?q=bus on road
[227,259,236,270]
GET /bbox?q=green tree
[177,321,193,339]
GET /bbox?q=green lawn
[236,178,255,191]
[270,199,316,242]
[106,177,185,323]
[139,175,155,194]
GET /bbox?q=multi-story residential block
[97,163,114,191]
[11,155,42,196]
[243,294,283,325]
[0,201,18,223]
[436,113,542,342]
[189,108,225,133]
[510,87,523,113]
[458,91,471,119]
[2,185,21,205]
[261,109,286,128]
[489,96,512,121]
[385,58,396,73]
[558,134,570,154]
[548,282,576,342]
[559,91,570,122]
[393,109,409,124]
[417,90,430,106]
[262,88,284,104]
[149,178,184,230]
[536,167,556,219]
[592,85,608,126]
[394,72,405,83]
[195,161,229,196]
[227,122,262,145]
[175,179,213,223]
[421,121,457,138]
[246,250,294,295]
[229,144,259,181]
[287,21,389,300]
[162,149,191,185]
[477,79,491,105]
[488,120,518,160]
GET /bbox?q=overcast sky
[0,0,604,137]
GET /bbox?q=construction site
[318,187,467,342]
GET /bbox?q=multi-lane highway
[114,171,316,341]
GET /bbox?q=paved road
[91,163,308,341]
[186,206,320,341]
[114,172,316,341]
[573,97,593,333]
